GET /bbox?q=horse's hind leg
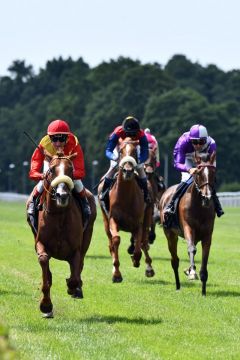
[67,250,83,298]
[37,242,53,317]
[141,226,155,277]
[200,237,212,296]
[166,231,180,290]
[127,235,135,255]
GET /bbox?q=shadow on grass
[86,254,110,260]
[82,314,162,325]
[137,279,172,286]
[208,290,240,297]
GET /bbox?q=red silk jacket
[29,133,85,181]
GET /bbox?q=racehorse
[144,148,165,243]
[27,151,96,317]
[98,137,155,282]
[127,148,165,254]
[159,152,216,295]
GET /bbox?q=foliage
[0,55,240,192]
[218,182,240,192]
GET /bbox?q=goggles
[191,138,206,145]
[50,134,68,143]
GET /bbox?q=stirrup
[164,205,175,215]
[216,209,224,217]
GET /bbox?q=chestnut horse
[127,148,165,254]
[159,152,216,295]
[98,138,155,282]
[27,152,96,317]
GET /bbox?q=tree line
[0,54,240,194]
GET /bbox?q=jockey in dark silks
[99,116,150,203]
[164,124,224,227]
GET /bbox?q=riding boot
[27,189,41,234]
[212,191,224,217]
[139,177,151,204]
[78,189,91,221]
[99,177,113,200]
[164,181,189,215]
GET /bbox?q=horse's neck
[188,183,202,206]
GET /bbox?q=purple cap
[189,124,208,139]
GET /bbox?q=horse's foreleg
[183,225,198,280]
[200,237,212,296]
[109,218,122,283]
[185,242,198,280]
[131,227,143,268]
[36,241,53,317]
[166,230,180,290]
[67,250,83,298]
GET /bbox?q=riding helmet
[189,124,208,139]
[47,120,71,135]
[122,116,140,135]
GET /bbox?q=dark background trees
[0,55,239,193]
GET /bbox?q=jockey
[27,119,91,220]
[99,115,150,203]
[164,124,224,221]
[144,128,160,168]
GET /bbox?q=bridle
[43,156,74,201]
[193,164,216,201]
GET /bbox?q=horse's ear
[44,150,53,162]
[210,151,216,164]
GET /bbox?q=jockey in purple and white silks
[164,124,224,226]
[174,124,216,182]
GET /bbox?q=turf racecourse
[0,201,239,360]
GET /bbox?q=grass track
[0,201,240,359]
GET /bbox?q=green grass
[0,201,240,360]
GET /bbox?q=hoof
[148,232,156,244]
[127,244,134,255]
[145,269,155,277]
[184,268,199,280]
[72,288,83,299]
[131,256,140,267]
[112,275,123,283]
[40,302,53,316]
[42,311,54,318]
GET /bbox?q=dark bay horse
[159,152,216,295]
[27,152,96,317]
[98,138,154,282]
[144,148,165,243]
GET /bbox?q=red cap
[47,120,70,135]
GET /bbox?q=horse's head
[118,137,139,180]
[193,152,216,207]
[45,152,76,207]
[144,148,156,177]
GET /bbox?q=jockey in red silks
[99,116,150,203]
[27,119,91,220]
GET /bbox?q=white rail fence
[217,192,240,208]
[1,192,240,207]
